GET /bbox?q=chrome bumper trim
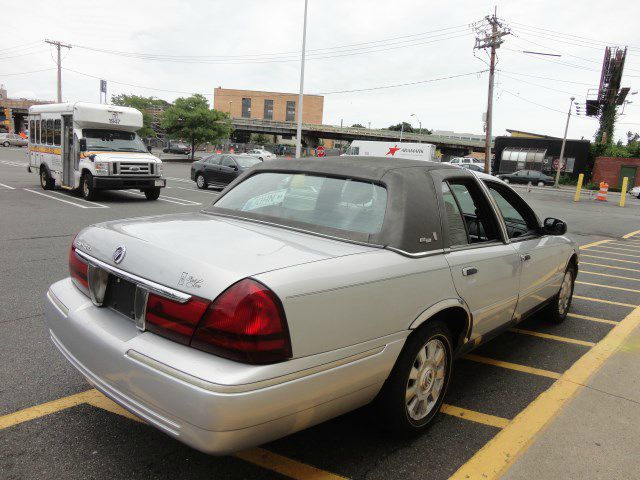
[75,250,191,303]
[47,289,69,317]
[126,346,385,394]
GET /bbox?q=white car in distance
[245,148,276,161]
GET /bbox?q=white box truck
[343,140,437,162]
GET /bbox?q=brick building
[0,85,53,133]
[592,157,640,188]
[214,87,324,124]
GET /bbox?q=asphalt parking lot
[1,146,640,480]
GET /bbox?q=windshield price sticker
[242,189,287,211]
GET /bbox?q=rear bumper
[45,278,402,455]
[93,177,165,190]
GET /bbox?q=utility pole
[295,0,309,158]
[473,9,509,175]
[555,97,575,188]
[45,39,71,103]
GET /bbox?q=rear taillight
[69,237,88,291]
[145,293,210,345]
[191,279,292,364]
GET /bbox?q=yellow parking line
[586,249,640,259]
[463,354,561,379]
[440,404,510,429]
[608,242,640,249]
[591,245,640,254]
[580,254,640,265]
[509,328,595,347]
[581,261,640,273]
[236,449,348,480]
[0,390,100,430]
[578,239,611,250]
[567,313,618,325]
[622,229,640,239]
[576,281,640,294]
[580,270,640,282]
[573,295,636,308]
[450,305,640,480]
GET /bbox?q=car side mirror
[543,217,567,236]
[232,165,238,171]
[79,138,87,151]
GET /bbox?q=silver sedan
[45,157,578,454]
[0,133,28,147]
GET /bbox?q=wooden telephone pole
[45,39,71,103]
[473,9,509,175]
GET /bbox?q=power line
[498,71,584,98]
[70,23,470,61]
[497,70,597,86]
[318,70,488,94]
[0,67,56,77]
[0,40,42,53]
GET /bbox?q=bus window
[54,119,61,146]
[36,120,40,144]
[29,121,35,142]
[46,119,53,145]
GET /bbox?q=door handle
[462,266,478,276]
[520,253,532,261]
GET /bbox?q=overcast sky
[2,0,639,142]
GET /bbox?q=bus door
[62,115,74,187]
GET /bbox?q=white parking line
[23,189,109,209]
[0,160,29,168]
[0,182,15,189]
[166,185,220,195]
[47,190,110,208]
[164,176,193,184]
[124,190,202,206]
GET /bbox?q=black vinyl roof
[207,156,473,254]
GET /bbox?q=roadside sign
[316,146,325,157]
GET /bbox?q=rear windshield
[210,172,387,234]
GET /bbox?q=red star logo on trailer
[386,145,401,156]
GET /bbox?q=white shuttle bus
[343,140,437,162]
[27,102,165,200]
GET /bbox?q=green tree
[111,94,169,138]
[250,133,271,145]
[387,122,414,133]
[161,94,233,160]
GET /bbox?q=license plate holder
[103,275,137,320]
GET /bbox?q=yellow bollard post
[620,177,629,207]
[574,173,584,202]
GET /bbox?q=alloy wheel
[558,270,573,315]
[405,338,447,421]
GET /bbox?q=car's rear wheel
[537,181,545,187]
[40,167,53,190]
[81,172,97,200]
[144,187,161,200]
[2,141,9,147]
[196,173,208,189]
[375,321,452,434]
[546,264,576,324]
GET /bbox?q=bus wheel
[144,187,161,200]
[81,173,97,201]
[40,168,53,190]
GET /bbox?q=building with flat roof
[214,87,324,124]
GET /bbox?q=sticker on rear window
[242,189,287,211]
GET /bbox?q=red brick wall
[592,156,640,187]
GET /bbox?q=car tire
[503,178,509,184]
[375,320,453,435]
[40,167,54,190]
[144,187,161,200]
[2,141,9,147]
[545,264,576,324]
[195,173,208,189]
[81,172,97,201]
[162,149,168,153]
[537,181,545,187]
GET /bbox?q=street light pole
[555,96,575,188]
[411,113,421,135]
[295,0,309,159]
[400,122,404,142]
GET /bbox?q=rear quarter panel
[255,249,456,358]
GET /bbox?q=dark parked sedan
[191,154,262,189]
[497,170,554,186]
[163,141,191,155]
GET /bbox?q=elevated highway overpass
[231,118,492,156]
